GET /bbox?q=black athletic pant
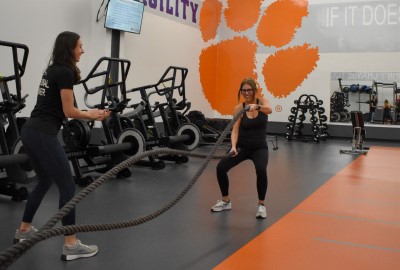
[216,146,269,201]
[20,126,76,226]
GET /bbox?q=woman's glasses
[241,88,254,94]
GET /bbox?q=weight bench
[340,111,368,155]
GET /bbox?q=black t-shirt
[25,63,75,135]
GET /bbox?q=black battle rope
[0,108,245,269]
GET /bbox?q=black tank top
[237,99,268,149]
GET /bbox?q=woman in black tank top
[211,78,273,219]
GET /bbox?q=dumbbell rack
[285,94,329,143]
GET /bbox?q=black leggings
[216,147,269,201]
[20,126,76,226]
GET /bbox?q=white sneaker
[61,239,98,261]
[14,226,39,243]
[211,200,232,212]
[256,204,267,219]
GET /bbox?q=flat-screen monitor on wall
[104,0,144,34]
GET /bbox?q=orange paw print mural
[199,0,320,115]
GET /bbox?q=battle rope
[0,108,244,269]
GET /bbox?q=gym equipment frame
[0,40,32,200]
[62,57,146,186]
[124,66,201,169]
[286,94,329,143]
[340,111,368,155]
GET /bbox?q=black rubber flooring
[0,137,398,270]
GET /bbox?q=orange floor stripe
[214,146,400,270]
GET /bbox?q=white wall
[121,11,211,113]
[0,0,111,115]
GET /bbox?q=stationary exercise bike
[124,66,201,169]
[0,40,34,201]
[62,57,146,186]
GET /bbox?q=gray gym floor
[0,137,398,270]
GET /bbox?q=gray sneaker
[14,226,38,244]
[256,204,267,219]
[211,200,232,212]
[61,240,98,261]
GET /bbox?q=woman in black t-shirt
[14,31,110,261]
[211,78,272,219]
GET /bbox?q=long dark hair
[50,31,81,82]
[237,78,257,102]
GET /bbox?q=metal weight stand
[340,111,368,155]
